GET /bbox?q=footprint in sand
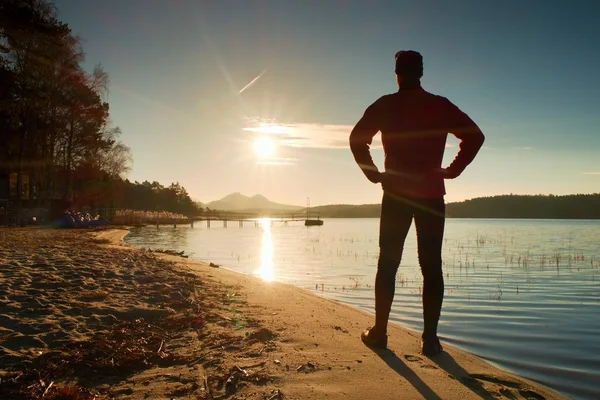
[403,354,438,369]
[404,354,423,363]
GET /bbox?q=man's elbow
[466,126,485,147]
[476,130,485,146]
[458,129,485,154]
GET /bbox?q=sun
[254,136,275,158]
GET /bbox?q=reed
[111,209,189,225]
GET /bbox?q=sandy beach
[0,228,565,400]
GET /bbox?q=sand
[0,227,565,400]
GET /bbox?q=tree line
[119,180,200,217]
[0,0,201,220]
[446,193,600,219]
[309,194,600,219]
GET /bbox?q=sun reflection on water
[258,218,274,281]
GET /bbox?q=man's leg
[413,197,445,351]
[373,193,412,336]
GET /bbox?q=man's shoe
[421,336,443,357]
[361,327,388,349]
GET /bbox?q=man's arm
[443,100,485,179]
[349,102,382,183]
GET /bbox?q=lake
[125,218,600,400]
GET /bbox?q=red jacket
[350,86,485,198]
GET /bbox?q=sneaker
[361,327,388,349]
[421,336,443,357]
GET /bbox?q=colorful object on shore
[58,210,110,229]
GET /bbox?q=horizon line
[199,191,600,208]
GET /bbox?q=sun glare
[254,136,275,158]
[258,218,274,281]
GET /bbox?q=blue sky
[54,0,600,205]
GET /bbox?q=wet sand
[0,227,565,399]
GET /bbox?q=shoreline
[0,227,565,399]
[113,228,565,399]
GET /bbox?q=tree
[0,0,131,215]
[0,0,202,220]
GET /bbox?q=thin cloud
[256,158,298,166]
[581,172,600,175]
[513,146,533,150]
[245,121,366,149]
[245,119,459,150]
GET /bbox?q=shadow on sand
[431,352,498,400]
[431,352,545,400]
[369,348,442,400]
[370,348,534,400]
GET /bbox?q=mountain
[206,193,303,212]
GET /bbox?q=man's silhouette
[349,50,484,356]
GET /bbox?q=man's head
[395,50,423,87]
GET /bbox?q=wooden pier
[149,211,324,228]
[183,211,322,228]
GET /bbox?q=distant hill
[206,193,302,212]
[446,193,600,219]
[308,193,600,219]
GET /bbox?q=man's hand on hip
[437,168,460,180]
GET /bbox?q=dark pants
[376,192,445,340]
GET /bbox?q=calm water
[125,218,600,399]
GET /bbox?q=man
[349,50,484,356]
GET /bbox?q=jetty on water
[110,210,324,228]
[190,211,323,228]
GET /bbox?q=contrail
[239,70,267,94]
